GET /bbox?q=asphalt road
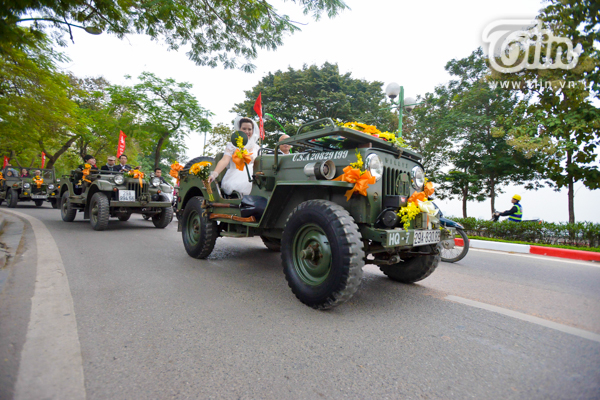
[1,205,599,399]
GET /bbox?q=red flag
[2,156,8,168]
[117,130,127,158]
[41,152,46,168]
[253,92,265,140]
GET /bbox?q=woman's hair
[238,118,254,130]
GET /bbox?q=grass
[466,236,600,253]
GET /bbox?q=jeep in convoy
[176,119,455,309]
[57,168,173,230]
[0,167,59,208]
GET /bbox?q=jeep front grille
[382,167,409,196]
[127,181,148,198]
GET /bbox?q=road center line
[1,210,86,400]
[445,295,600,344]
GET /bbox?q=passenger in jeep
[207,117,259,196]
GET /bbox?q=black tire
[182,196,218,259]
[89,192,110,231]
[61,191,77,222]
[184,156,215,170]
[440,229,469,263]
[50,198,59,209]
[281,200,364,310]
[261,236,281,252]
[152,195,173,228]
[379,244,441,283]
[118,213,131,221]
[34,199,44,207]
[7,189,19,208]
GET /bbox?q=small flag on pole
[117,130,127,158]
[253,92,265,140]
[3,156,9,168]
[41,152,46,168]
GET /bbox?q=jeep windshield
[2,167,54,180]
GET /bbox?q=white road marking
[1,210,86,400]
[445,295,600,344]
[469,247,600,268]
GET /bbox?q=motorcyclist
[494,194,523,222]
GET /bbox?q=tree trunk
[462,184,468,218]
[567,150,575,224]
[489,176,496,216]
[42,135,79,169]
[154,131,170,170]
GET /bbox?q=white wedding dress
[220,117,260,196]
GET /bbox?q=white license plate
[31,194,47,199]
[119,190,136,202]
[413,229,441,247]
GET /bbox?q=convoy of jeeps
[1,118,456,309]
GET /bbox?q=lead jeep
[57,168,173,230]
[0,167,59,208]
[177,118,455,309]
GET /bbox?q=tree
[2,0,349,72]
[232,62,397,147]
[204,123,235,157]
[108,72,212,169]
[491,0,600,223]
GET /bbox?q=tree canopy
[2,0,349,72]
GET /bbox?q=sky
[58,0,599,223]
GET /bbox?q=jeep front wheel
[379,244,441,283]
[281,200,364,310]
[153,195,173,228]
[61,191,77,222]
[89,192,110,231]
[34,200,44,207]
[182,196,218,259]
[7,189,19,208]
[50,198,59,209]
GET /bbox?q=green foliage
[2,0,349,71]
[204,123,235,157]
[450,217,600,248]
[231,62,397,148]
[490,0,600,222]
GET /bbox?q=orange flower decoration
[170,162,184,185]
[33,176,44,188]
[333,166,376,201]
[407,181,435,205]
[232,150,253,171]
[82,163,92,183]
[130,169,145,187]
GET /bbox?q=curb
[455,238,600,262]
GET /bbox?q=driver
[494,194,523,222]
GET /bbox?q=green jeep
[0,167,59,208]
[57,168,173,230]
[177,119,455,309]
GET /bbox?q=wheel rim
[7,192,11,203]
[62,196,68,215]
[441,245,464,260]
[186,210,201,246]
[292,223,332,286]
[91,199,98,224]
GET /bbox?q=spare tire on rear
[184,156,215,170]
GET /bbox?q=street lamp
[384,82,419,138]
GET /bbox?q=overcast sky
[59,0,599,223]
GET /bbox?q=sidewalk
[455,237,600,262]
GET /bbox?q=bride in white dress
[208,116,260,196]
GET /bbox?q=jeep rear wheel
[118,213,131,221]
[261,236,281,252]
[34,199,44,207]
[379,244,441,283]
[7,189,18,208]
[153,195,173,228]
[89,192,110,231]
[61,191,77,222]
[182,196,218,259]
[281,200,364,310]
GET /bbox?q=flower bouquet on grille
[189,161,214,201]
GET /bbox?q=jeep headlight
[151,177,161,187]
[48,184,55,190]
[411,165,425,191]
[23,183,31,189]
[114,174,125,185]
[365,154,383,182]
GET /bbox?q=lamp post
[384,82,418,138]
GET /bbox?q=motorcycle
[433,203,470,263]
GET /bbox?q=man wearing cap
[101,156,120,171]
[494,194,523,222]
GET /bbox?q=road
[1,205,599,400]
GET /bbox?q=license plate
[413,229,441,247]
[119,190,136,202]
[31,194,47,199]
